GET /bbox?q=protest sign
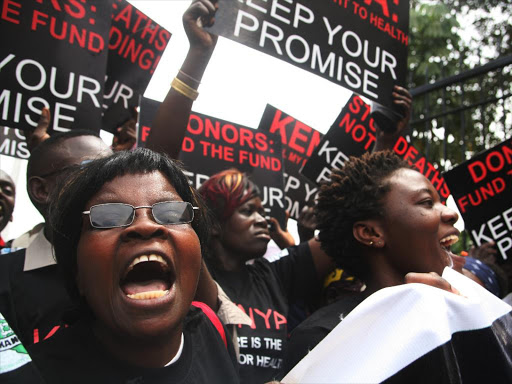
[102,0,171,133]
[0,126,29,159]
[257,104,322,219]
[209,0,409,111]
[301,94,450,202]
[443,139,512,261]
[0,0,112,133]
[137,97,287,226]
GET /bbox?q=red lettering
[404,145,418,163]
[457,196,468,214]
[468,160,486,183]
[64,0,85,19]
[181,137,194,152]
[351,124,366,142]
[288,121,310,154]
[413,156,426,174]
[2,0,21,24]
[393,136,408,155]
[364,0,390,17]
[306,131,321,158]
[114,3,133,29]
[141,19,159,44]
[254,132,268,152]
[254,308,272,329]
[31,10,48,31]
[188,114,204,135]
[348,95,363,114]
[487,151,505,173]
[270,110,293,145]
[273,311,287,330]
[141,126,151,142]
[138,48,154,70]
[156,29,171,51]
[239,128,255,149]
[338,112,356,133]
[222,124,238,144]
[132,10,148,34]
[493,177,505,193]
[205,119,220,140]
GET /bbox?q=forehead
[90,172,181,204]
[0,171,14,187]
[385,168,435,198]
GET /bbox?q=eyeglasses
[82,201,198,229]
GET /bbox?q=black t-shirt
[28,306,239,384]
[282,293,365,376]
[210,242,321,384]
[0,250,73,346]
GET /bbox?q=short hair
[27,129,100,179]
[48,148,208,304]
[315,151,409,278]
[198,169,260,222]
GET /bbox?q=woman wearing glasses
[27,149,239,383]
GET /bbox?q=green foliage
[407,1,511,169]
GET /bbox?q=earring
[369,241,374,246]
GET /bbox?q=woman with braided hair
[282,150,462,374]
[198,169,334,384]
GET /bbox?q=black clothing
[282,293,365,375]
[28,306,239,383]
[209,242,321,384]
[0,250,73,346]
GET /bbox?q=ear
[27,176,50,205]
[353,219,385,249]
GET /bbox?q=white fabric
[23,226,56,271]
[283,267,512,383]
[164,333,184,367]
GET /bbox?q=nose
[441,204,459,224]
[254,211,268,228]
[122,208,166,240]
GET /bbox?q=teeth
[127,290,169,300]
[440,234,459,247]
[126,254,168,274]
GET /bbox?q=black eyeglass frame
[82,201,199,229]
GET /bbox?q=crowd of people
[1,1,511,383]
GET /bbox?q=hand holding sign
[26,108,51,153]
[373,85,412,151]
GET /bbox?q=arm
[372,86,412,152]
[25,108,51,153]
[145,0,218,158]
[268,213,296,249]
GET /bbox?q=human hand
[405,272,461,296]
[183,0,218,52]
[26,108,51,153]
[297,204,316,243]
[469,242,497,264]
[268,213,296,249]
[373,86,412,152]
[112,111,137,152]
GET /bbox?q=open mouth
[439,234,459,252]
[120,255,175,301]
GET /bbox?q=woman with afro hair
[282,150,462,374]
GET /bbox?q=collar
[24,226,56,271]
[215,282,252,326]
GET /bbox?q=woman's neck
[93,321,183,368]
[210,239,247,272]
[364,252,406,297]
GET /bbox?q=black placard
[443,139,512,261]
[0,0,112,133]
[209,0,409,111]
[102,0,171,133]
[137,97,287,227]
[301,94,450,202]
[0,126,30,159]
[257,104,322,219]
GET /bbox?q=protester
[282,151,462,374]
[198,168,334,383]
[26,148,239,382]
[0,170,15,249]
[0,130,112,345]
